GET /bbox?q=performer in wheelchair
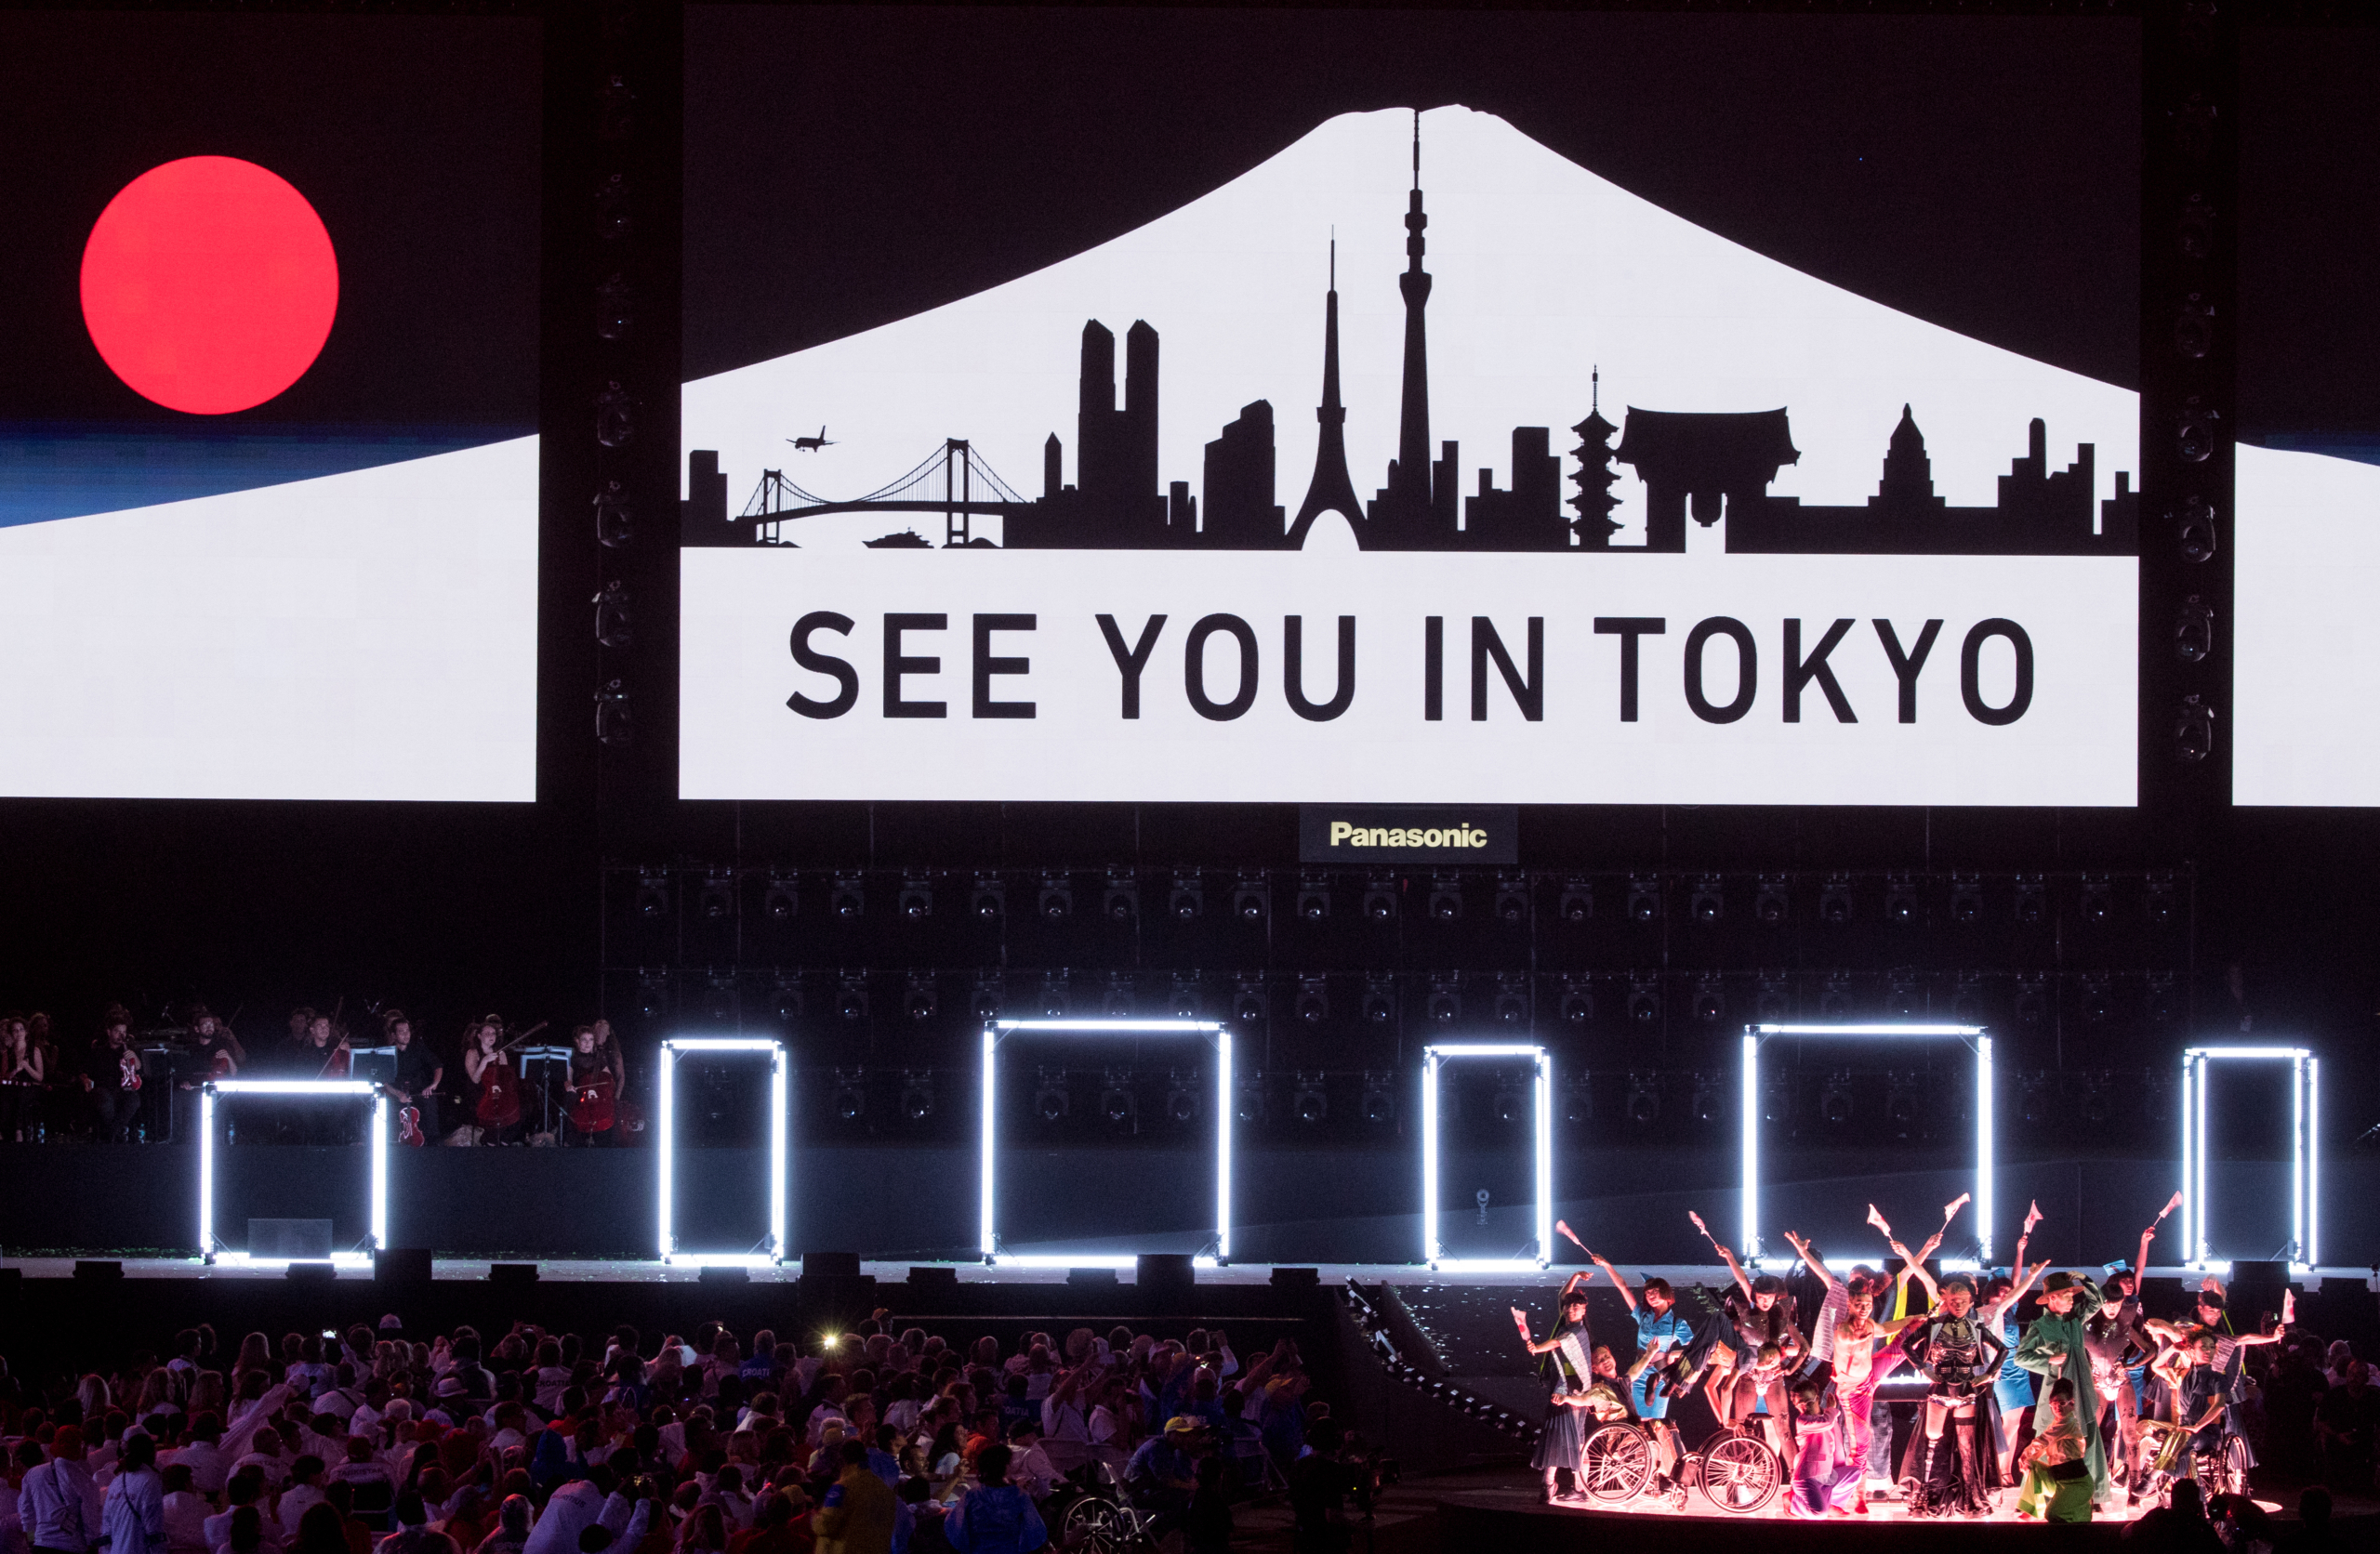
[1569,1224,1692,1505]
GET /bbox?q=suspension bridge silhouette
[739,438,1031,546]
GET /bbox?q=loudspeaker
[73,1260,124,1281]
[907,1266,959,1289]
[697,1266,750,1284]
[285,1261,337,1283]
[376,1248,433,1284]
[1137,1253,1196,1290]
[1270,1266,1321,1289]
[1066,1267,1119,1287]
[802,1251,863,1279]
[489,1263,540,1285]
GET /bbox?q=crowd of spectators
[0,1310,1342,1554]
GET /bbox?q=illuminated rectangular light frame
[1740,1024,1993,1266]
[657,1037,789,1268]
[198,1079,388,1269]
[980,1020,1231,1269]
[2180,1045,2318,1271]
[1421,1042,1554,1273]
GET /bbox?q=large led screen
[0,14,538,800]
[682,11,2138,806]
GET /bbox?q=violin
[119,1046,143,1091]
[398,1104,426,1147]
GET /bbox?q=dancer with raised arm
[1782,1229,1924,1514]
[1885,1197,2007,1518]
[1563,1222,1690,1506]
[1983,1201,2053,1477]
[2012,1268,2112,1510]
[1690,1210,1802,1460]
[2084,1205,2167,1500]
[1513,1271,1596,1505]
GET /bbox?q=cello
[469,1018,546,1136]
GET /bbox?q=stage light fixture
[1296,874,1330,921]
[637,969,670,1022]
[900,1070,934,1121]
[1754,976,1789,1023]
[1627,875,1660,923]
[1038,875,1073,921]
[1236,1073,1264,1124]
[971,874,1004,920]
[1884,874,1918,926]
[2146,972,2177,1025]
[703,972,737,1025]
[983,1019,1232,1267]
[1169,873,1203,920]
[2080,875,2112,925]
[831,1068,866,1122]
[830,873,865,920]
[1950,874,1985,925]
[1558,878,1593,925]
[199,1079,388,1268]
[1494,873,1529,925]
[1362,876,1398,922]
[837,975,868,1022]
[1819,977,1851,1020]
[2175,693,2217,763]
[656,1038,787,1267]
[2014,875,2046,926]
[595,381,634,446]
[1233,978,1268,1025]
[2145,873,2178,927]
[906,976,937,1023]
[767,976,800,1026]
[1560,1075,1591,1126]
[1493,975,1528,1025]
[1740,1023,1993,1262]
[1103,873,1138,923]
[1950,975,1983,1023]
[1494,1076,1527,1124]
[2081,1071,2113,1126]
[1170,976,1202,1020]
[594,579,632,647]
[1103,974,1136,1018]
[1886,1071,1921,1132]
[2021,1072,2053,1126]
[1422,1043,1554,1271]
[595,271,632,340]
[1364,1072,1398,1126]
[1885,979,1918,1020]
[1557,977,1593,1024]
[1754,875,1790,927]
[595,170,631,238]
[1428,874,1463,922]
[1627,978,1660,1025]
[2080,974,2112,1023]
[1690,876,1724,925]
[1040,976,1071,1019]
[1034,1068,1070,1122]
[1293,1073,1329,1125]
[594,479,634,547]
[2175,593,2215,665]
[698,869,735,922]
[896,875,933,922]
[1762,1072,1792,1126]
[971,977,1003,1021]
[2182,1046,2320,1270]
[763,873,800,922]
[1099,1070,1137,1126]
[1820,1069,1855,1126]
[1233,873,1268,924]
[2014,978,2047,1025]
[1688,1072,1722,1126]
[635,868,670,919]
[1426,977,1461,1025]
[1165,1071,1201,1125]
[1693,977,1725,1024]
[1625,1071,1660,1125]
[1295,976,1329,1026]
[1362,975,1396,1026]
[1819,874,1854,927]
[595,679,633,746]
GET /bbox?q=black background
[0,11,539,431]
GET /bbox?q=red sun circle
[80,155,339,415]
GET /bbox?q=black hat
[2042,1271,2085,1295]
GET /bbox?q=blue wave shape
[0,421,536,528]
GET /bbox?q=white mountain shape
[683,104,2137,552]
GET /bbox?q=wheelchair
[1578,1417,1778,1514]
[2132,1419,2252,1508]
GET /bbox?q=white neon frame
[1421,1043,1554,1272]
[2180,1046,2319,1271]
[197,1079,388,1269]
[980,1020,1231,1269]
[657,1037,788,1268]
[1740,1024,1994,1266]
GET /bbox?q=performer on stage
[2014,1378,2096,1522]
[2084,1218,2162,1499]
[1689,1210,1803,1456]
[1782,1230,1924,1513]
[2013,1271,2110,1508]
[1787,1379,1862,1518]
[1513,1273,1596,1505]
[1895,1273,2008,1516]
[1569,1225,1690,1505]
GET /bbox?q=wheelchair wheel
[1697,1430,1782,1515]
[1581,1423,1657,1503]
[2206,1437,2252,1498]
[1057,1490,1141,1554]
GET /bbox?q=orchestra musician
[1,1012,45,1141]
[82,1005,146,1143]
[300,1011,356,1142]
[385,1010,444,1145]
[465,1015,525,1145]
[564,1023,623,1147]
[181,1006,245,1086]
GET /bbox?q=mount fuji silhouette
[684,106,2137,556]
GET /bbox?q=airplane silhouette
[789,426,836,452]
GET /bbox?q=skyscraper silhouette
[1287,240,1364,547]
[1367,112,1442,547]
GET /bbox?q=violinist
[301,1012,356,1142]
[564,1024,621,1147]
[1,1013,44,1141]
[465,1016,524,1145]
[83,1005,146,1143]
[182,1007,245,1086]
[386,1010,444,1145]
